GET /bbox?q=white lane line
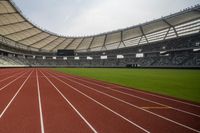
[0,70,17,77]
[51,70,200,108]
[40,70,98,133]
[0,70,33,119]
[0,71,28,91]
[54,71,200,108]
[48,71,200,133]
[43,70,150,133]
[36,69,45,133]
[60,74,200,118]
[113,85,200,108]
[0,71,24,83]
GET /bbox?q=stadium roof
[0,0,200,53]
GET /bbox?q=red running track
[0,68,200,133]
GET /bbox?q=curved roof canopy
[0,0,200,53]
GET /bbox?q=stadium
[0,0,200,132]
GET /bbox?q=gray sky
[13,0,200,36]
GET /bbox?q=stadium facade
[0,0,200,68]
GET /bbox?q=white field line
[43,71,150,133]
[0,71,28,91]
[112,84,200,108]
[57,73,200,118]
[36,69,45,133]
[47,71,200,133]
[0,71,25,83]
[0,70,33,119]
[51,70,200,108]
[40,70,98,133]
[53,71,200,108]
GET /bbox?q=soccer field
[55,68,200,103]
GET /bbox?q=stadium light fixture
[117,55,124,59]
[74,57,80,60]
[136,53,144,58]
[87,56,93,60]
[101,55,107,60]
[63,57,67,60]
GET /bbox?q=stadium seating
[0,32,200,68]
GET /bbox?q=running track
[0,68,199,133]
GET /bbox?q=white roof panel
[0,1,199,52]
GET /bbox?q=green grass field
[54,68,200,103]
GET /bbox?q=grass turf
[54,68,200,103]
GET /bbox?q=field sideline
[55,68,200,103]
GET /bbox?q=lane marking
[0,70,18,77]
[113,85,200,108]
[53,72,200,118]
[0,71,24,83]
[141,106,171,109]
[55,71,200,108]
[0,71,28,92]
[48,70,200,133]
[40,70,98,133]
[36,69,45,133]
[0,70,33,119]
[43,70,150,133]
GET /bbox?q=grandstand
[0,0,200,68]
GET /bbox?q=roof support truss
[5,27,34,36]
[139,26,149,44]
[0,20,25,26]
[0,12,17,15]
[163,28,171,40]
[17,31,42,42]
[64,39,75,49]
[101,34,107,51]
[29,35,51,46]
[117,31,126,48]
[87,37,94,52]
[75,38,84,50]
[0,0,200,53]
[138,36,143,45]
[162,19,178,37]
[50,38,67,52]
[39,37,59,49]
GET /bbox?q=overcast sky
[13,0,200,36]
